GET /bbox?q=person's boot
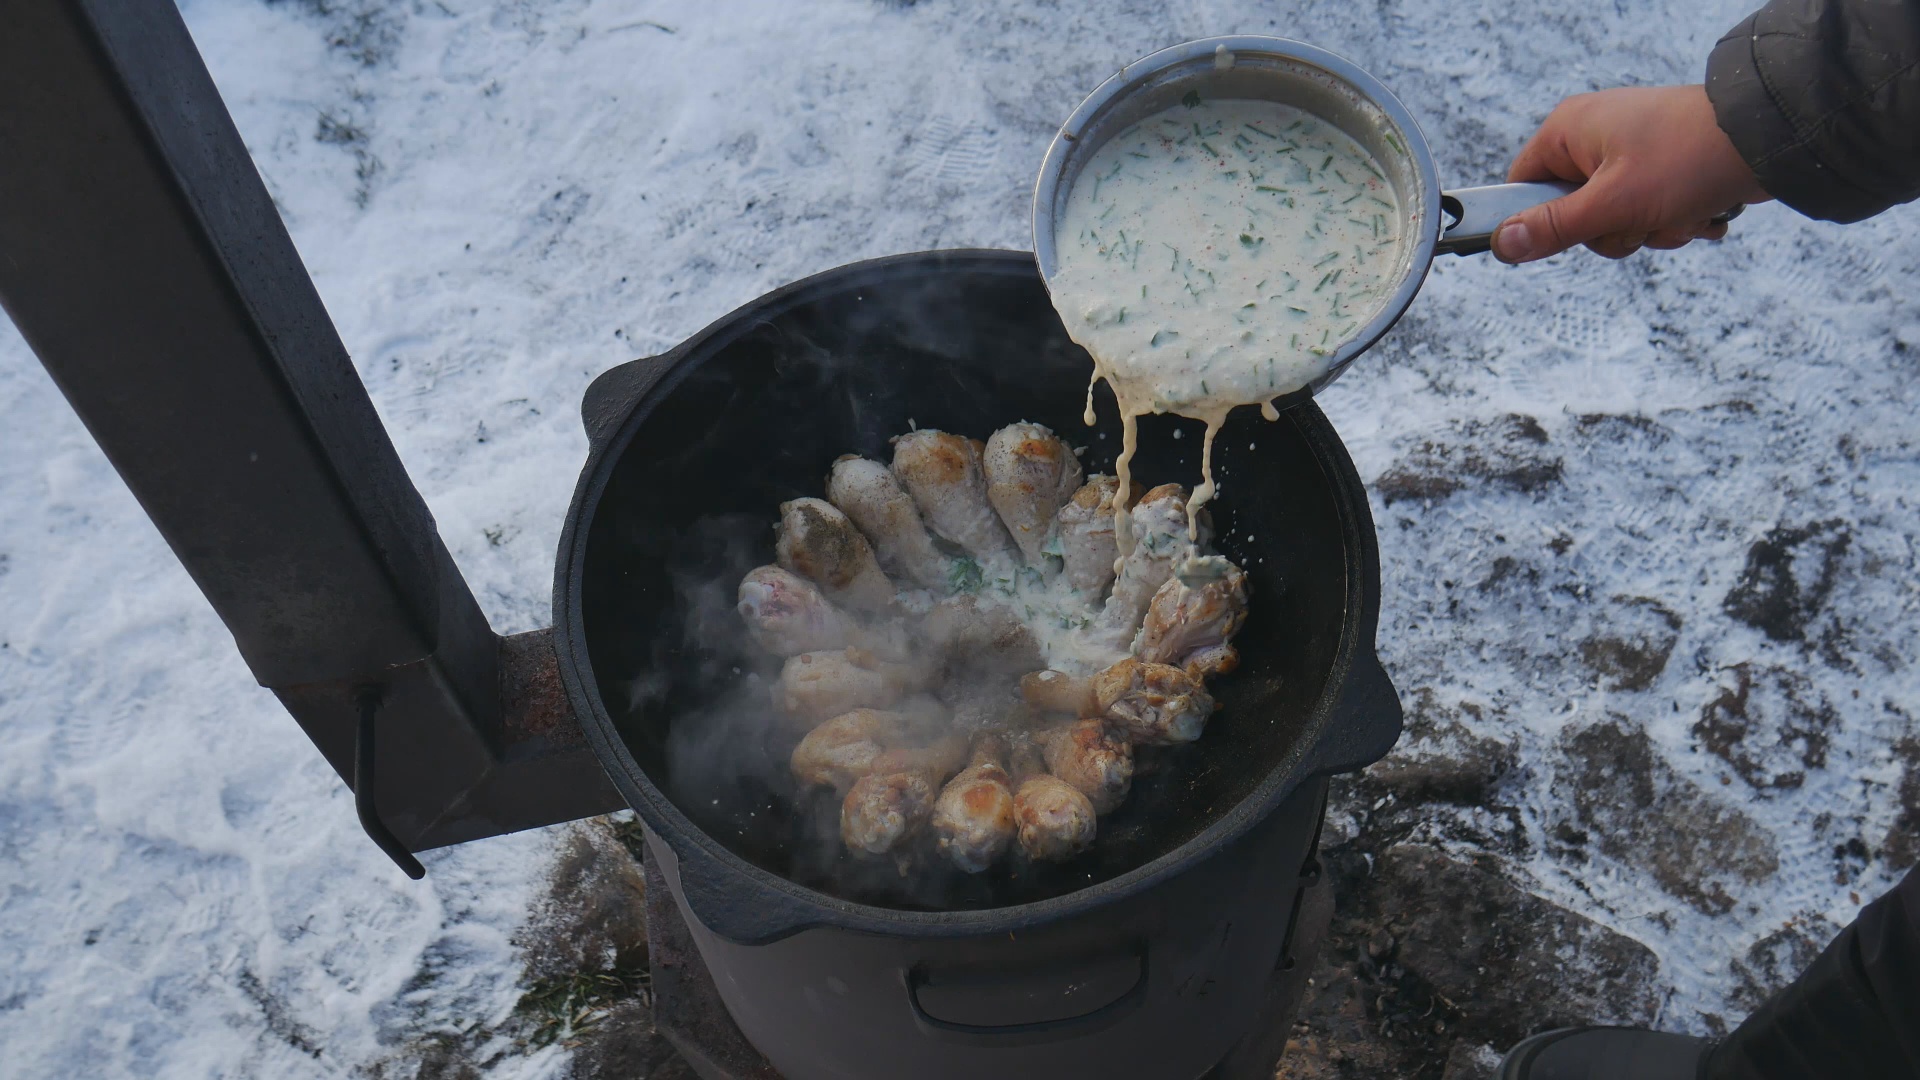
[1497,1026,1716,1079]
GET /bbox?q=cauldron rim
[552,249,1400,943]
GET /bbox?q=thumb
[1490,177,1639,264]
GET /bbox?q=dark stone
[1564,720,1778,915]
[1364,690,1517,807]
[1692,664,1836,791]
[1578,596,1681,691]
[1289,841,1660,1079]
[1377,414,1565,506]
[1374,846,1661,1045]
[1722,519,1851,643]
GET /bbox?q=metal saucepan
[1032,36,1739,397]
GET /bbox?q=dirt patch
[1564,719,1779,914]
[1578,596,1682,691]
[1377,414,1563,506]
[1692,664,1837,791]
[1722,519,1851,644]
[366,817,681,1078]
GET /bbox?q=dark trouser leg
[1709,862,1920,1079]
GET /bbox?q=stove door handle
[903,944,1148,1045]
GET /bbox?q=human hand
[1491,84,1771,263]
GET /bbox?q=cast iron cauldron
[551,250,1402,1080]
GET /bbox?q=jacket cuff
[1705,9,1887,223]
[1704,3,1912,222]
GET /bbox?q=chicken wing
[890,429,1017,563]
[826,456,951,590]
[1093,658,1216,745]
[983,422,1084,565]
[1056,475,1129,596]
[931,734,1017,873]
[775,498,898,614]
[778,648,926,728]
[1043,717,1133,815]
[1093,484,1197,648]
[737,565,860,658]
[1137,555,1250,670]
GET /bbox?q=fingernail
[1492,218,1537,263]
[1622,233,1647,253]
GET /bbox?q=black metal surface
[552,250,1400,940]
[0,0,622,851]
[643,832,1333,1080]
[643,779,1331,1080]
[355,689,427,879]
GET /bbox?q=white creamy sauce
[1049,97,1405,544]
[922,547,1129,675]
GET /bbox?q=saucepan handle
[1435,181,1578,257]
[1436,181,1747,257]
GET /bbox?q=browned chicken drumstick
[1093,484,1199,648]
[930,733,1018,872]
[1043,717,1134,815]
[983,422,1084,565]
[837,723,970,856]
[775,497,898,614]
[736,565,863,658]
[1055,475,1129,596]
[778,648,927,729]
[890,429,1018,563]
[842,770,942,856]
[790,707,957,791]
[826,456,952,590]
[1009,734,1097,861]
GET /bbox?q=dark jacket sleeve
[1706,0,1920,223]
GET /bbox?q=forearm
[1707,0,1920,223]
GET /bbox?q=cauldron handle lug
[581,352,680,446]
[1303,651,1403,776]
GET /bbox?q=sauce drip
[1050,97,1405,545]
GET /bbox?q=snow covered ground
[2,0,1916,1076]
